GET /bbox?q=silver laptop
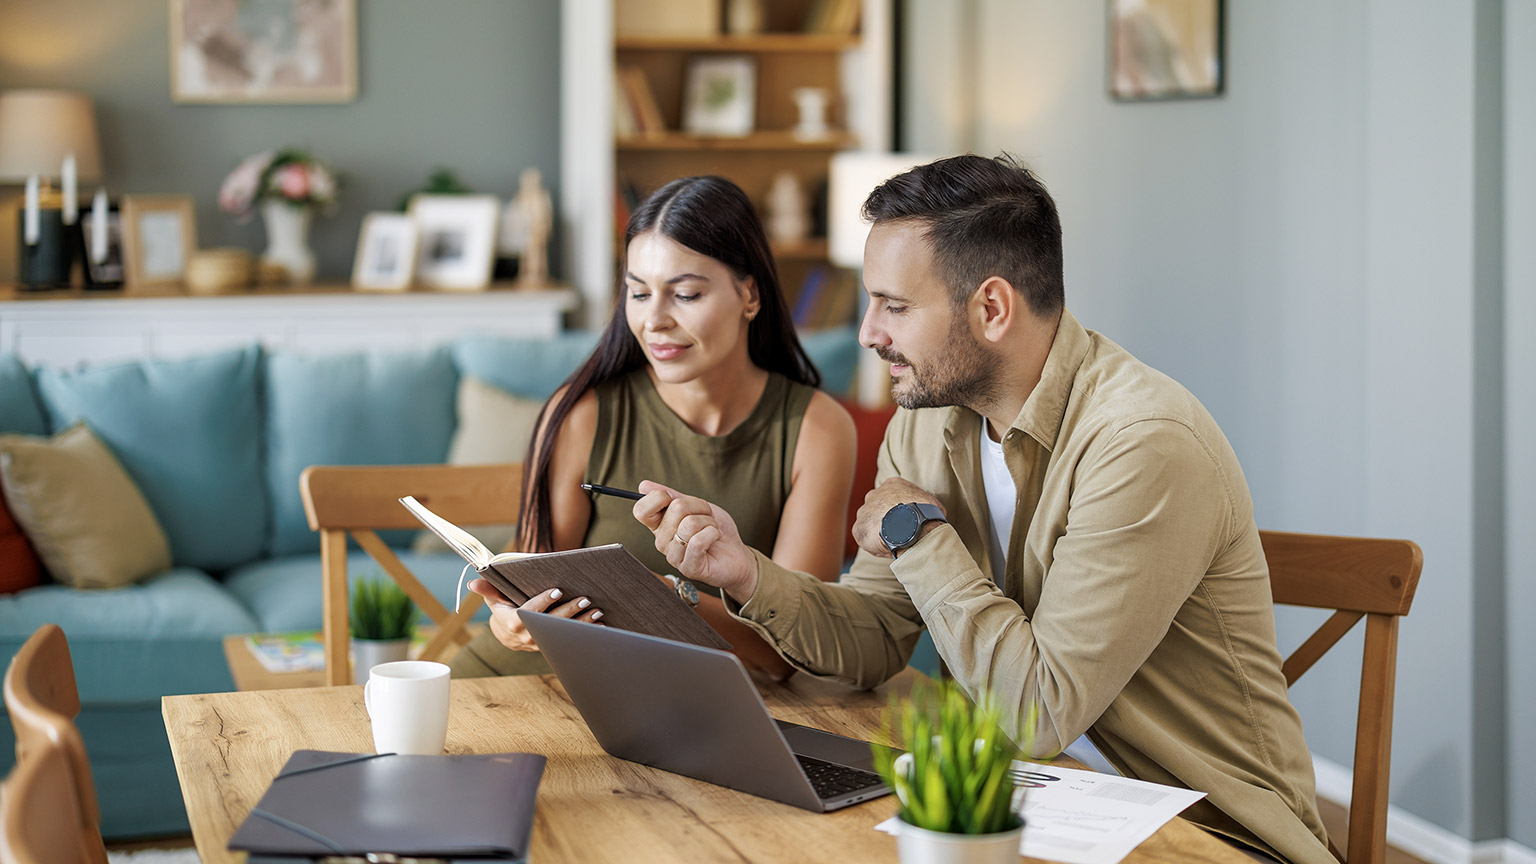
[519,611,892,812]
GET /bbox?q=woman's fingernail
[591,611,603,621]
[549,589,562,600]
[577,598,591,609]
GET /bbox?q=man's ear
[971,276,1016,343]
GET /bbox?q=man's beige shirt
[729,310,1333,864]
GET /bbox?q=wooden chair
[300,463,524,686]
[2,624,107,864]
[1262,530,1423,864]
[1,741,91,864]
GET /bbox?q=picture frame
[351,212,419,292]
[682,55,757,137]
[1108,0,1223,102]
[407,195,500,291]
[120,196,197,288]
[80,205,124,288]
[170,0,358,104]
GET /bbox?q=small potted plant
[349,577,417,685]
[873,679,1038,864]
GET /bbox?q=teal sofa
[0,328,862,839]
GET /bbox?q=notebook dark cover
[477,544,733,652]
[228,750,544,861]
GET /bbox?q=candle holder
[16,207,73,290]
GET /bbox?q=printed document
[875,761,1206,864]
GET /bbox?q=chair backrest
[3,624,107,864]
[1,741,90,864]
[1261,530,1423,864]
[300,463,524,686]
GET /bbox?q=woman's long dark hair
[516,175,821,552]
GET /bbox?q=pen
[581,483,644,501]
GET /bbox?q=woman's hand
[467,579,603,652]
[632,480,760,604]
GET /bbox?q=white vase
[352,637,411,685]
[894,819,1025,864]
[260,200,316,285]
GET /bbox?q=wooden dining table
[162,667,1250,864]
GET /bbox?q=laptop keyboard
[796,754,885,800]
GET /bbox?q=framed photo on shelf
[351,212,419,292]
[407,195,500,291]
[81,204,125,287]
[683,55,757,137]
[120,195,196,288]
[170,0,357,103]
[1108,0,1223,101]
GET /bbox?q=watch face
[678,579,700,606]
[881,503,922,550]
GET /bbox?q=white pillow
[413,377,544,555]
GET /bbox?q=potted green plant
[873,679,1039,864]
[349,577,417,684]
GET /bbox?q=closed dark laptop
[520,610,891,812]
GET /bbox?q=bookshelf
[560,0,891,329]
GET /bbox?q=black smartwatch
[880,502,947,555]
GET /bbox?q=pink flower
[275,164,310,201]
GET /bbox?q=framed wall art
[170,0,358,103]
[683,55,757,137]
[1108,0,1223,101]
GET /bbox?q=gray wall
[0,0,562,283]
[903,0,1529,847]
[1505,0,1535,845]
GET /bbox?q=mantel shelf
[615,33,860,53]
[0,281,577,305]
[616,131,857,152]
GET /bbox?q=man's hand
[632,480,760,604]
[466,579,603,652]
[852,477,946,559]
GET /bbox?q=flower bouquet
[219,148,337,219]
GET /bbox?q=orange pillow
[0,489,44,594]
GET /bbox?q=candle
[91,189,108,264]
[62,154,78,225]
[23,175,39,246]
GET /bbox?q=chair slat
[301,464,523,531]
[1262,531,1421,615]
[1282,610,1364,687]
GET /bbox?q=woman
[454,175,856,679]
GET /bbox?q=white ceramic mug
[363,660,450,755]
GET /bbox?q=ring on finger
[673,532,689,546]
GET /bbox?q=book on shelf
[804,0,861,35]
[244,631,325,674]
[617,66,667,138]
[400,495,731,650]
[793,265,859,330]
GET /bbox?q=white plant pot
[894,819,1025,864]
[260,200,316,285]
[352,637,411,685]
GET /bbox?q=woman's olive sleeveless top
[584,368,814,584]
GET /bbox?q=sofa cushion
[0,488,44,594]
[34,346,266,573]
[412,376,541,555]
[0,567,253,702]
[265,348,459,556]
[798,326,860,397]
[452,331,599,400]
[0,355,47,435]
[0,424,172,589]
[224,551,492,634]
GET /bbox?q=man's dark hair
[862,153,1064,316]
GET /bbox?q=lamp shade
[0,89,103,183]
[826,151,937,269]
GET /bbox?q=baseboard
[1311,754,1536,864]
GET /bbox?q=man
[634,154,1333,864]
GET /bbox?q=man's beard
[877,315,1001,411]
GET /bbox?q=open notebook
[400,496,731,650]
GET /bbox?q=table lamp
[0,89,104,289]
[827,151,937,405]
